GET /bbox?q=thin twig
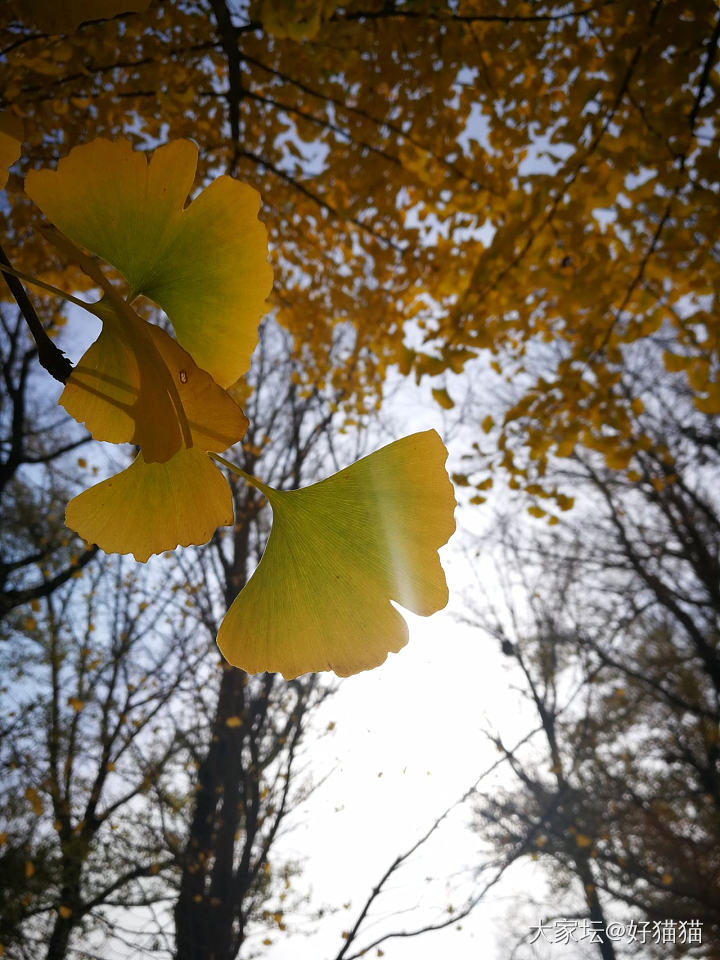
[0,243,73,383]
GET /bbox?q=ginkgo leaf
[0,111,22,190]
[257,0,336,40]
[431,387,454,410]
[60,318,138,445]
[21,139,258,561]
[60,308,248,460]
[14,0,152,33]
[217,430,456,679]
[25,786,44,816]
[66,447,234,562]
[25,138,272,387]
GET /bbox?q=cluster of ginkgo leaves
[1,130,455,680]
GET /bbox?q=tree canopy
[3,0,719,505]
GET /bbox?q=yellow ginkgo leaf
[0,111,22,190]
[59,302,183,460]
[25,786,44,816]
[217,430,456,679]
[56,295,247,558]
[66,446,234,562]
[431,387,454,410]
[59,309,248,460]
[604,447,633,470]
[258,0,335,40]
[25,138,272,387]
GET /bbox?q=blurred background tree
[465,347,720,956]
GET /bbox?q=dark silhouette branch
[336,0,616,25]
[0,244,72,383]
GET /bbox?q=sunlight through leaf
[218,430,456,678]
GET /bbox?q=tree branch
[0,244,72,383]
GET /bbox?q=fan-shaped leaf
[25,138,272,386]
[217,430,456,679]
[60,308,248,461]
[66,447,234,562]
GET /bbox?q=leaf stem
[209,453,273,496]
[0,255,96,312]
[0,243,73,383]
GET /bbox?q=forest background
[1,1,719,959]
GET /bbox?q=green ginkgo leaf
[217,430,456,679]
[25,138,273,387]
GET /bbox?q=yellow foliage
[604,447,633,471]
[256,0,336,39]
[0,110,22,189]
[694,381,720,415]
[431,387,454,410]
[25,786,44,816]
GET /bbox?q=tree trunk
[45,858,82,960]
[174,664,248,960]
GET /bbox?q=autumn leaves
[26,139,269,561]
[5,137,456,679]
